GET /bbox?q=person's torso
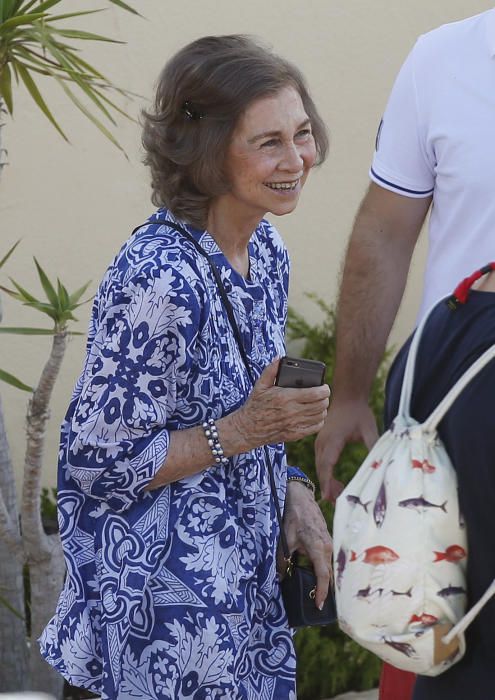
[417,11,495,316]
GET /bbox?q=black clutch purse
[281,553,337,628]
[158,219,336,630]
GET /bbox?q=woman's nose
[280,143,304,171]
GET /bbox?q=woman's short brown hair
[142,35,328,229]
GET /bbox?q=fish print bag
[333,300,495,676]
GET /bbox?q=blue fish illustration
[356,585,385,600]
[437,585,467,598]
[392,587,413,598]
[382,638,416,658]
[373,479,387,528]
[356,585,372,599]
[346,495,372,513]
[398,495,447,513]
[336,547,347,590]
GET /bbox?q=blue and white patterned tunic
[40,211,300,699]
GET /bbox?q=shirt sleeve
[370,38,435,198]
[65,265,203,513]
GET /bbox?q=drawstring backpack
[333,264,495,676]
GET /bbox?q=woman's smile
[263,177,302,192]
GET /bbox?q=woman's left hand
[279,481,333,610]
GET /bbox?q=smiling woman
[219,87,317,222]
[39,34,332,700]
[142,34,328,230]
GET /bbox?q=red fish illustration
[350,546,399,566]
[371,459,383,470]
[412,458,436,474]
[409,613,438,627]
[433,545,466,563]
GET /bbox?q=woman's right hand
[230,359,331,450]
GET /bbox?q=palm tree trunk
[28,532,66,696]
[0,180,29,690]
[22,329,68,698]
[0,394,28,691]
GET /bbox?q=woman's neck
[207,199,263,277]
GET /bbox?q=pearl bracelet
[202,418,229,466]
[287,475,316,495]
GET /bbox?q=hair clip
[182,101,205,120]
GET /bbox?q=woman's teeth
[265,180,299,191]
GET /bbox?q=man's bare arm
[316,182,432,500]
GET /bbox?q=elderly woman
[40,35,332,699]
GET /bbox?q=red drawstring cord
[447,263,495,309]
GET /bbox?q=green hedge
[286,295,391,699]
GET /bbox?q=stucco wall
[1,0,492,490]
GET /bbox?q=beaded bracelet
[202,418,229,466]
[287,475,316,495]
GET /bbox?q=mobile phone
[275,356,326,388]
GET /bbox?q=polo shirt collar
[487,8,495,56]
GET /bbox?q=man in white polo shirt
[316,7,495,499]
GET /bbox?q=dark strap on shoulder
[137,218,291,560]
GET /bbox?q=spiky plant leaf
[0,12,45,32]
[0,368,33,392]
[0,62,13,114]
[15,61,68,140]
[0,327,55,335]
[108,0,141,16]
[0,240,20,270]
[0,592,25,620]
[57,279,69,309]
[5,279,39,303]
[68,280,92,305]
[0,0,140,149]
[33,258,59,307]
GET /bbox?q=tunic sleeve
[64,265,203,513]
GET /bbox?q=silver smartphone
[275,356,326,389]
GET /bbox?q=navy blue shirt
[385,291,495,699]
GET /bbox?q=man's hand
[315,399,379,502]
[279,481,333,610]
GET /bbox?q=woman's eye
[296,129,312,139]
[260,139,278,149]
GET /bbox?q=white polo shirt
[370,8,495,318]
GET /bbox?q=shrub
[286,295,391,699]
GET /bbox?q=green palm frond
[0,0,140,150]
[0,368,33,392]
[0,240,20,270]
[1,257,92,330]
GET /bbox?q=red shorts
[379,663,416,700]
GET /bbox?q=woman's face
[221,85,317,222]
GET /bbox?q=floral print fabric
[39,211,297,699]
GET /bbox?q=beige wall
[1,0,493,490]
